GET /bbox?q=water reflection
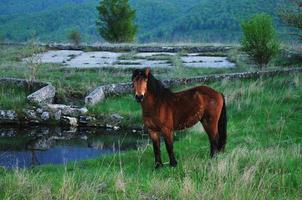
[0,126,148,169]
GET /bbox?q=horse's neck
[141,92,157,108]
[141,91,163,116]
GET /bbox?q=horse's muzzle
[135,95,144,102]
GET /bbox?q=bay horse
[132,68,227,168]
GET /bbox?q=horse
[132,67,227,168]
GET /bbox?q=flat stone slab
[181,55,235,68]
[29,50,235,69]
[27,84,56,104]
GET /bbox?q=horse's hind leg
[162,129,177,167]
[149,130,163,169]
[201,117,219,158]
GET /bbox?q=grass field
[0,73,301,199]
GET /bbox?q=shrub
[241,13,280,68]
[96,0,137,43]
[68,30,81,46]
[279,0,302,40]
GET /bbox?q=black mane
[147,73,172,99]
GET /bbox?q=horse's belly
[174,111,203,130]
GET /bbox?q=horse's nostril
[135,95,144,102]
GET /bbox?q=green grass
[1,73,301,199]
[0,84,29,110]
[88,94,142,125]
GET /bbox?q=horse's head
[132,67,151,102]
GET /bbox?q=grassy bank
[0,73,301,199]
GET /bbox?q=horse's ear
[132,69,139,80]
[145,67,151,77]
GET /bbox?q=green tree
[241,13,280,68]
[96,0,137,43]
[68,30,81,45]
[279,0,302,40]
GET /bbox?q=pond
[28,50,235,69]
[0,126,149,169]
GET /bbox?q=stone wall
[2,42,235,53]
[45,44,234,53]
[0,78,46,91]
[85,67,302,106]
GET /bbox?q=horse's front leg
[162,129,177,167]
[149,130,163,169]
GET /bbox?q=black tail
[218,94,227,151]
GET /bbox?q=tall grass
[0,84,28,110]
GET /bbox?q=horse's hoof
[155,162,163,169]
[170,160,177,167]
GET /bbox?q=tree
[68,30,81,45]
[279,0,302,40]
[241,13,280,68]
[96,0,137,43]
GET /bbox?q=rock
[41,112,50,121]
[111,114,124,121]
[36,108,43,114]
[27,84,56,104]
[62,116,78,127]
[85,86,105,106]
[24,109,37,119]
[46,104,86,117]
[79,116,96,124]
[6,110,17,120]
[54,110,62,121]
[79,107,88,114]
[106,124,113,129]
[0,110,18,123]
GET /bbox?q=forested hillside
[0,0,290,43]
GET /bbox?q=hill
[0,0,290,43]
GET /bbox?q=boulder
[85,86,105,106]
[62,116,78,127]
[0,110,18,123]
[46,104,88,117]
[27,84,56,104]
[41,112,50,121]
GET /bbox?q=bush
[279,0,302,41]
[96,0,137,43]
[68,30,81,46]
[241,13,280,68]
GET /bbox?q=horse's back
[171,85,223,130]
